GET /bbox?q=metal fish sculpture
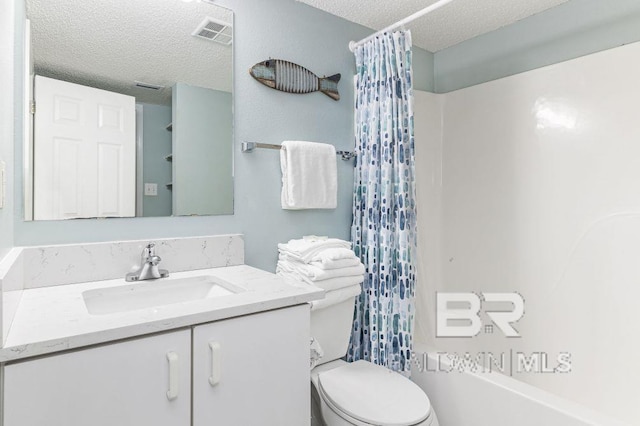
[249,59,341,101]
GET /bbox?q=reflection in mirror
[24,0,233,221]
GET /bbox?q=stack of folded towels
[276,236,365,310]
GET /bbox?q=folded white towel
[280,236,351,253]
[302,235,328,242]
[280,141,337,210]
[278,237,351,264]
[307,263,365,281]
[311,284,362,311]
[277,257,365,281]
[276,267,364,292]
[310,257,361,270]
[278,253,360,270]
[310,247,358,264]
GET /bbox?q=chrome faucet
[126,243,169,282]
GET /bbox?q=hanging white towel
[280,141,337,210]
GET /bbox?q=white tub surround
[414,41,640,424]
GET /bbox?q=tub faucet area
[126,243,169,282]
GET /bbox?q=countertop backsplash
[21,234,244,289]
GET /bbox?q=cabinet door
[193,305,310,426]
[3,330,191,426]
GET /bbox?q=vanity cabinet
[3,329,192,426]
[2,305,310,426]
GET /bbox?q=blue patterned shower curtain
[347,30,416,374]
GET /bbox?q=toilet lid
[318,360,431,426]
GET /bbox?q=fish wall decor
[249,59,341,101]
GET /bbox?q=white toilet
[310,295,439,426]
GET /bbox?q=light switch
[144,183,158,196]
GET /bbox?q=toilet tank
[310,296,357,365]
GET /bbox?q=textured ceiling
[27,0,232,105]
[298,0,571,52]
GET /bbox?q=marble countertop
[0,265,324,362]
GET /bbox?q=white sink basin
[82,275,244,315]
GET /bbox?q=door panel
[97,142,123,216]
[54,137,81,217]
[34,75,135,220]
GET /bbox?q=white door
[3,330,191,426]
[193,306,310,426]
[34,75,136,220]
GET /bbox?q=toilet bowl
[309,293,439,426]
[310,360,439,426]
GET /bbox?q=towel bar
[241,141,355,161]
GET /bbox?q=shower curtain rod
[348,0,456,52]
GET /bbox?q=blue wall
[141,103,172,217]
[172,84,233,216]
[11,0,435,271]
[412,47,435,93]
[434,0,640,93]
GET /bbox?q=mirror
[23,0,233,221]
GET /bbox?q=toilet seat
[317,360,432,426]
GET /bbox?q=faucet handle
[145,243,156,255]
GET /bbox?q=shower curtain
[348,30,416,374]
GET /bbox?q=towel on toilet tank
[310,256,361,270]
[310,247,359,265]
[280,141,337,210]
[278,255,365,281]
[277,236,351,263]
[276,236,364,292]
[277,266,364,292]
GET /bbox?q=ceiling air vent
[134,81,165,91]
[192,16,232,45]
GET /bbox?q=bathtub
[410,344,630,426]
